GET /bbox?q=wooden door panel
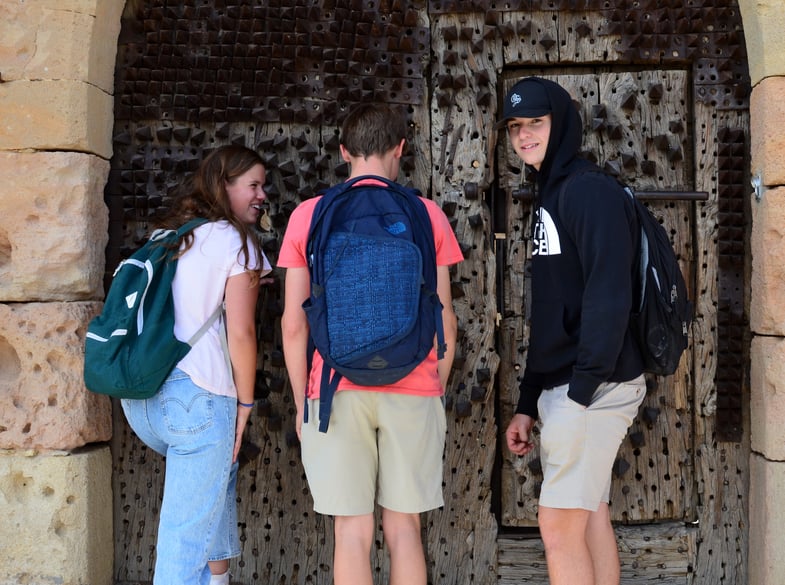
[498,70,695,526]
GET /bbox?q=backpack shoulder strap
[309,176,422,228]
[555,168,637,226]
[306,177,432,265]
[147,217,210,251]
[186,302,223,346]
[177,217,210,236]
[556,167,615,200]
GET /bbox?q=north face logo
[385,221,407,235]
[532,207,562,256]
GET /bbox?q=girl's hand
[233,404,253,462]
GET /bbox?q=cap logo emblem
[511,92,522,107]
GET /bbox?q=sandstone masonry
[0,0,123,583]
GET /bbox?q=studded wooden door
[108,2,751,583]
[496,69,697,527]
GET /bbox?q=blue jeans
[121,369,240,585]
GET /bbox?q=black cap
[495,78,551,130]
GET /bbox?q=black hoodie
[514,77,644,419]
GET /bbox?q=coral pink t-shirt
[278,188,463,398]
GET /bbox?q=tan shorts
[536,375,646,511]
[301,391,446,516]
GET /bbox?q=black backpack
[303,175,445,432]
[559,171,692,376]
[623,183,692,375]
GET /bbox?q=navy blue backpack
[303,175,445,432]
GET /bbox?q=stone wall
[742,0,785,582]
[0,1,123,584]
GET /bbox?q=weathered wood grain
[111,405,161,584]
[428,11,501,584]
[498,521,697,584]
[689,105,750,585]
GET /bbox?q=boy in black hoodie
[501,77,646,585]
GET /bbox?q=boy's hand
[505,413,536,456]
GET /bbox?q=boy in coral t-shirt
[279,103,463,585]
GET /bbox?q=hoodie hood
[513,77,588,193]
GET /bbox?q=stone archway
[737,1,785,583]
[0,1,125,584]
[2,1,785,583]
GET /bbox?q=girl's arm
[224,270,260,462]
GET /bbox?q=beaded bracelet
[238,401,254,408]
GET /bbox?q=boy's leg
[536,377,645,585]
[538,504,620,585]
[334,514,375,585]
[376,394,446,513]
[538,506,593,585]
[374,394,443,585]
[300,393,379,584]
[300,393,379,515]
[381,508,426,585]
[586,503,620,585]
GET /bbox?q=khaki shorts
[301,391,446,516]
[537,375,646,511]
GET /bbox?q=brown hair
[156,144,266,284]
[339,103,408,158]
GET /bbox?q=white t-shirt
[171,220,272,397]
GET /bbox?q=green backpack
[84,218,222,399]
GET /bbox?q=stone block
[750,336,785,460]
[0,151,109,301]
[0,0,122,92]
[749,454,785,585]
[750,185,785,335]
[739,0,785,86]
[0,448,113,585]
[0,80,113,158]
[0,301,111,451]
[750,77,785,187]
